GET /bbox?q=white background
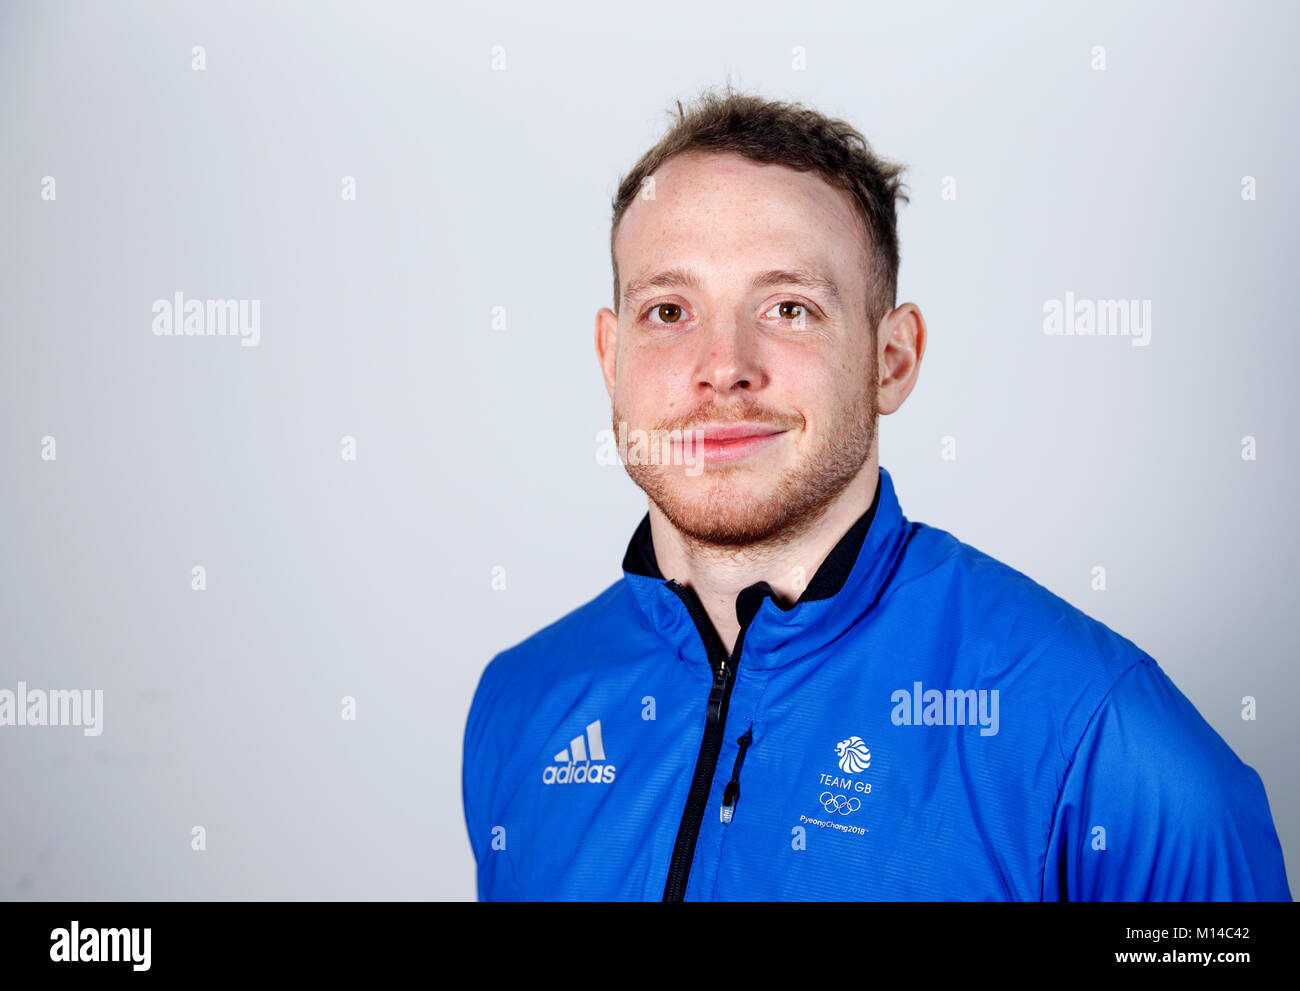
[1,0,1295,899]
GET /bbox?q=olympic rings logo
[819,792,861,815]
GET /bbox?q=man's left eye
[766,301,809,322]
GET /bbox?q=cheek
[793,359,864,426]
[620,349,687,403]
[784,355,839,400]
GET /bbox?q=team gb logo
[836,736,871,773]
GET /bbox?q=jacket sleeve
[462,656,524,901]
[1043,658,1291,901]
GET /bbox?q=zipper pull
[706,657,729,726]
[719,724,754,824]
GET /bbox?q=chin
[643,470,797,546]
[669,501,793,546]
[658,466,775,508]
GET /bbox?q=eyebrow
[622,267,844,310]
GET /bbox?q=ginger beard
[613,349,879,549]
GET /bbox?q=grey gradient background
[1,0,1296,900]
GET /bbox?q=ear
[876,302,926,415]
[595,306,619,401]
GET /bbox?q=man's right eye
[645,303,685,324]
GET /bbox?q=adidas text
[543,718,616,784]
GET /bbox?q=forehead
[615,149,869,301]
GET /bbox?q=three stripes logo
[542,719,616,785]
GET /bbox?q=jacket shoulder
[1045,655,1291,899]
[466,576,638,741]
[462,575,635,879]
[895,521,1154,754]
[902,522,1149,662]
[483,577,634,683]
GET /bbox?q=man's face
[597,149,880,547]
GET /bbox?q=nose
[694,311,766,394]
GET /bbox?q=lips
[675,423,789,465]
[689,423,786,442]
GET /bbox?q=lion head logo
[836,736,871,773]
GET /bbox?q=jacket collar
[621,465,912,669]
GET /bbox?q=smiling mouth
[676,426,789,465]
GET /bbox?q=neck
[647,452,880,656]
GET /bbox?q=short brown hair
[610,84,910,331]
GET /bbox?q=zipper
[719,724,754,824]
[661,578,760,901]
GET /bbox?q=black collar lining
[620,475,882,610]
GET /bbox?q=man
[462,87,1291,901]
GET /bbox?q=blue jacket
[462,467,1291,900]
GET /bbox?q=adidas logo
[542,719,616,785]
